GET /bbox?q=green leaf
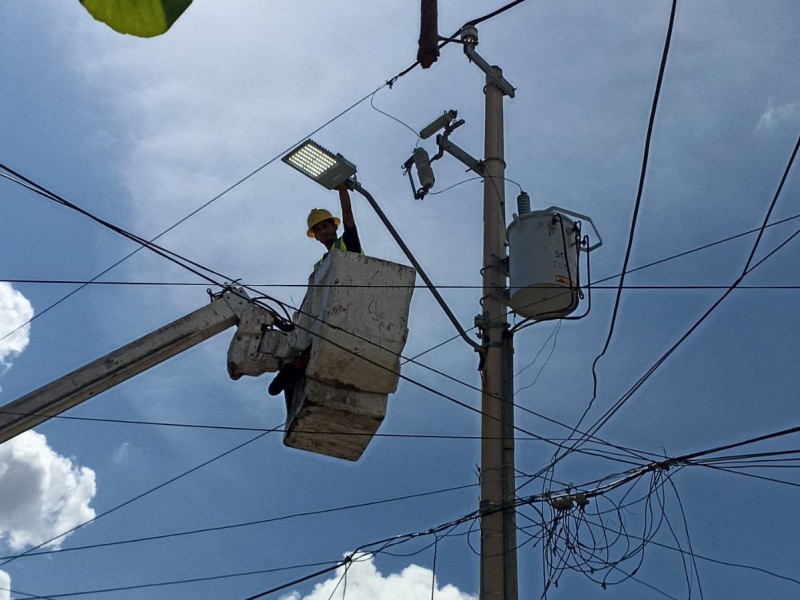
[80,0,193,38]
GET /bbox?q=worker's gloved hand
[267,350,311,396]
[336,180,355,191]
[268,366,295,396]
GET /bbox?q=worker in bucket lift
[306,185,364,270]
[268,185,364,404]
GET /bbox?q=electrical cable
[16,461,690,598]
[13,560,344,600]
[6,151,792,478]
[256,284,660,467]
[583,0,678,432]
[9,279,800,291]
[0,422,285,569]
[0,409,663,459]
[0,233,655,487]
[600,523,800,587]
[514,320,561,393]
[0,178,720,600]
[369,91,420,139]
[575,128,800,454]
[240,559,350,600]
[1,0,537,348]
[3,140,539,470]
[209,443,794,600]
[535,128,800,492]
[0,80,388,344]
[0,481,482,562]
[8,457,692,582]
[0,585,59,600]
[4,3,792,596]
[6,208,800,292]
[592,212,800,286]
[0,169,231,287]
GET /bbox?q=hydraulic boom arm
[0,288,268,445]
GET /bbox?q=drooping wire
[323,555,354,600]
[585,0,678,422]
[575,128,800,452]
[28,445,791,599]
[514,321,562,396]
[369,91,420,139]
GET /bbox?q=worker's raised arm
[337,185,356,230]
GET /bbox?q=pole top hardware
[460,26,515,98]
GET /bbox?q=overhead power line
[585,0,678,423]
[0,180,656,479]
[3,481,484,562]
[19,419,800,598]
[577,129,800,448]
[0,79,387,344]
[0,422,285,569]
[3,560,343,600]
[6,278,800,292]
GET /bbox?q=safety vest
[314,237,365,271]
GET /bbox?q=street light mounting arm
[351,182,483,354]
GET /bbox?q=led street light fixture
[281,140,357,189]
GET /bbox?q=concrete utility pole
[461,27,519,600]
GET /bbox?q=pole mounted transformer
[507,197,603,321]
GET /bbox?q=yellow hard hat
[307,208,340,238]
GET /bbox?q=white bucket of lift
[506,209,580,320]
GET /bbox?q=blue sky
[1,1,800,598]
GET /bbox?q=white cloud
[111,441,130,464]
[280,554,476,600]
[0,282,33,374]
[756,98,800,133]
[0,431,96,551]
[0,569,9,600]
